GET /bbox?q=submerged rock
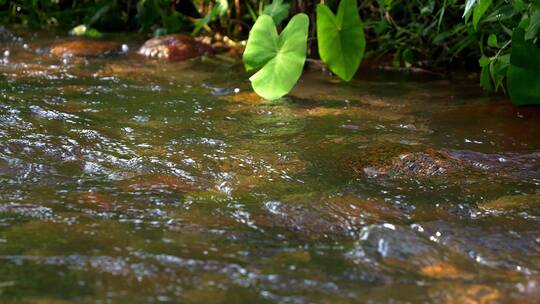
[138,34,213,61]
[254,195,405,240]
[346,143,472,179]
[50,39,123,57]
[478,190,540,215]
[448,150,540,181]
[222,91,265,104]
[429,283,501,304]
[346,223,475,280]
[346,145,540,203]
[419,221,540,274]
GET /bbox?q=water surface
[0,33,539,303]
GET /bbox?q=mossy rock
[346,143,479,179]
[479,190,540,215]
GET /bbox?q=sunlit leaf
[507,28,540,105]
[243,14,309,100]
[316,0,365,81]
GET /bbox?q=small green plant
[243,0,365,100]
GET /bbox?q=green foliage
[465,0,540,105]
[473,0,492,30]
[316,0,365,81]
[243,0,367,99]
[524,0,540,39]
[243,14,309,100]
[192,0,228,35]
[136,0,187,35]
[365,0,476,69]
[507,28,540,105]
[1,0,61,27]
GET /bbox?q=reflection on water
[0,31,539,303]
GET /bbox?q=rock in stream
[50,39,124,57]
[138,34,213,61]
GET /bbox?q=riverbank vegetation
[1,0,539,104]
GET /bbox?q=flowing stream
[0,32,539,303]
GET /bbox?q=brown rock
[138,34,213,61]
[346,143,475,179]
[50,39,122,57]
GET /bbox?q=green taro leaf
[263,0,290,26]
[317,0,366,81]
[507,29,540,106]
[243,14,309,100]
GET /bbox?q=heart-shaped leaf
[243,14,309,100]
[507,28,540,106]
[317,0,366,81]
